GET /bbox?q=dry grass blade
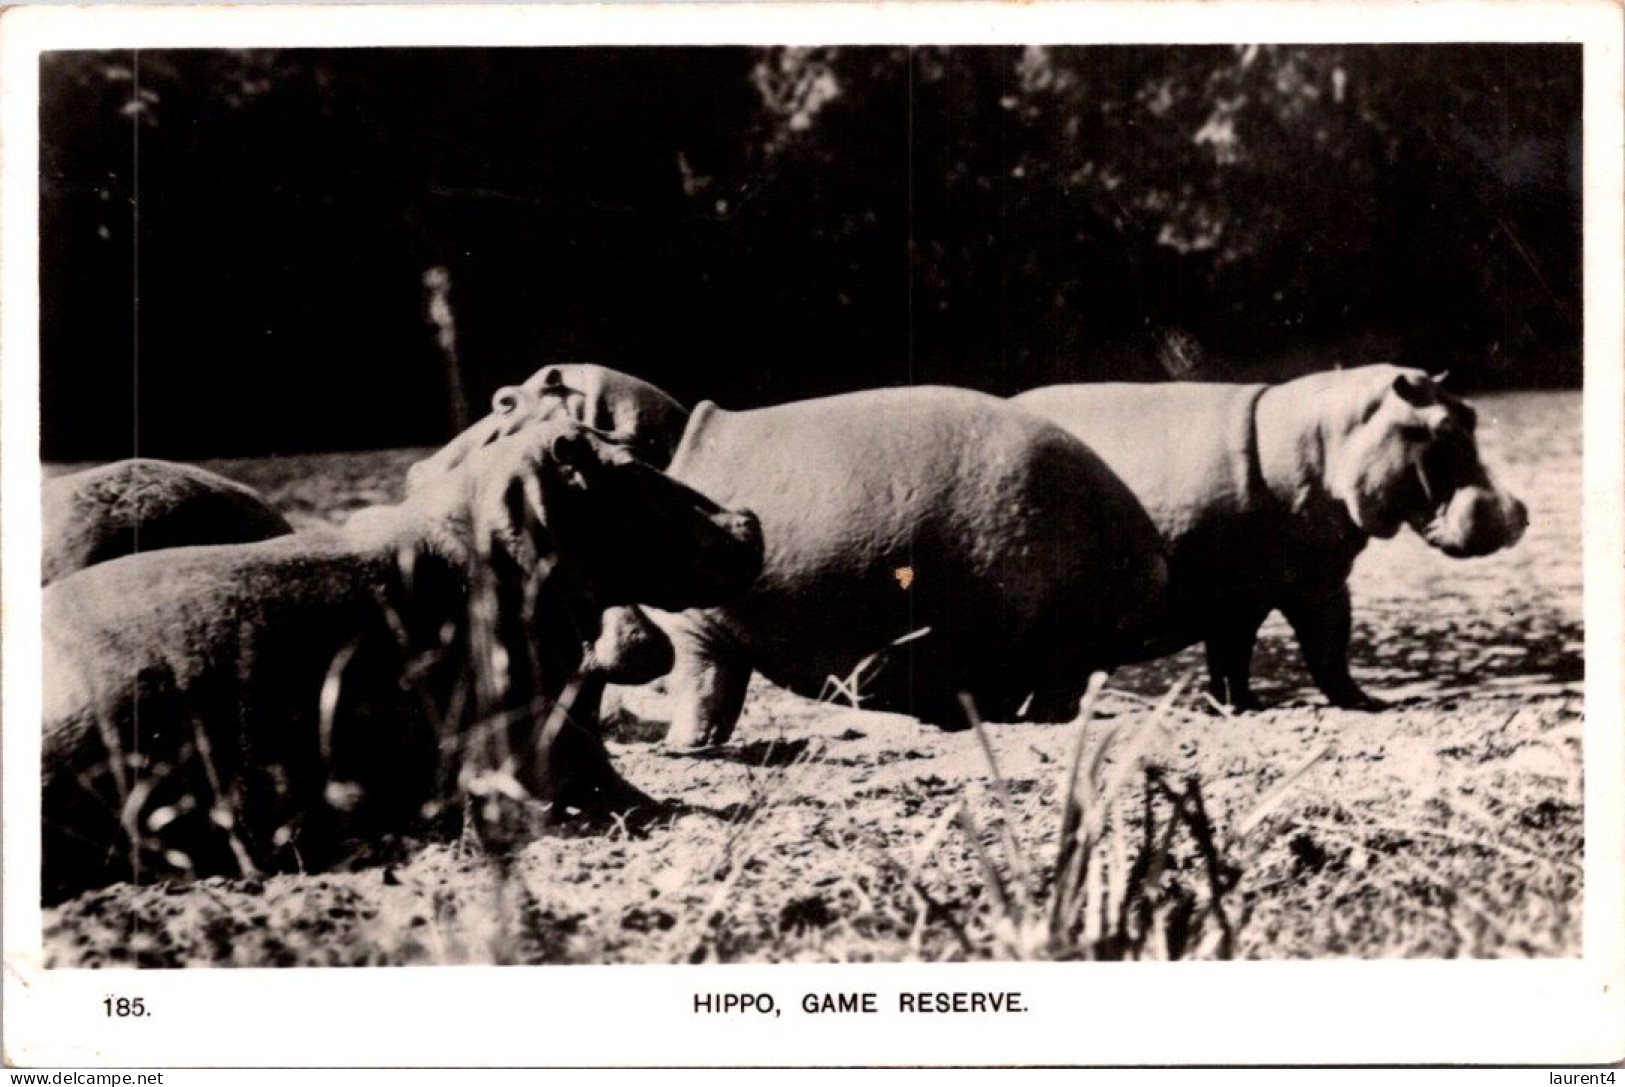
[1060,672,1192,926]
[931,669,1254,962]
[819,626,933,708]
[958,693,1033,910]
[1102,785,1131,946]
[530,672,584,797]
[1169,773,1236,959]
[1234,742,1331,842]
[679,738,833,963]
[908,801,964,884]
[317,640,361,766]
[954,803,1015,936]
[186,713,261,880]
[1049,671,1114,931]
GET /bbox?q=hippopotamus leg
[1280,583,1384,711]
[545,719,659,814]
[663,622,753,748]
[1203,603,1272,711]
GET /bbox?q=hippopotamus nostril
[723,509,763,547]
[1506,496,1530,544]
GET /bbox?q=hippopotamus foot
[455,732,656,855]
[1203,605,1271,711]
[1282,584,1384,711]
[1205,679,1264,714]
[552,763,658,820]
[663,644,751,748]
[536,718,658,815]
[1322,684,1387,713]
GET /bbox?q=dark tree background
[39,45,1581,460]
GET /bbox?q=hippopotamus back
[1019,383,1267,540]
[648,386,1169,742]
[42,458,294,585]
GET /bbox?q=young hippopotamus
[620,386,1170,746]
[43,458,294,585]
[41,420,762,900]
[1014,365,1528,710]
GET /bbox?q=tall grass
[943,673,1325,961]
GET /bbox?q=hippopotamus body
[1014,365,1528,709]
[42,458,293,585]
[634,386,1170,746]
[42,420,761,900]
[406,362,690,492]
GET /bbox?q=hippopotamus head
[405,364,690,493]
[1327,367,1528,557]
[460,418,762,615]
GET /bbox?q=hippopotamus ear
[1391,372,1436,408]
[547,429,601,491]
[491,384,527,414]
[525,368,586,420]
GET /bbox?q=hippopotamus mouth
[630,491,764,610]
[566,449,765,612]
[1405,427,1528,559]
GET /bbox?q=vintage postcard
[2,0,1621,1068]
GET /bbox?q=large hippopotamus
[43,458,293,585]
[629,386,1170,746]
[1014,365,1528,710]
[405,362,690,491]
[42,419,761,900]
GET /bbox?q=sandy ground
[40,391,1584,963]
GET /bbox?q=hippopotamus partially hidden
[622,386,1170,746]
[397,363,694,714]
[405,363,690,492]
[43,458,293,585]
[42,420,761,900]
[1014,365,1528,710]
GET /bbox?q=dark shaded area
[40,45,1581,460]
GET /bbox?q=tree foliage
[40,45,1579,459]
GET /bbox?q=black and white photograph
[3,1,1622,1068]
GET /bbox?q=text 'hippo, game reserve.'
[692,991,1028,1015]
